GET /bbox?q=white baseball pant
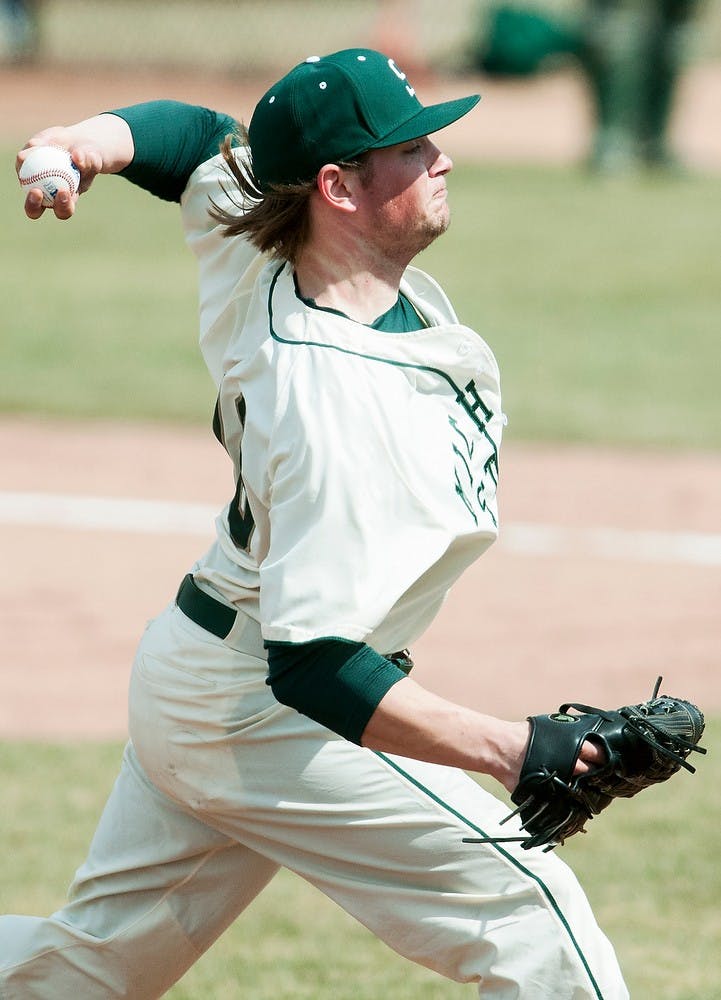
[0,601,629,999]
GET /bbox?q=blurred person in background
[0,0,39,61]
[583,0,702,171]
[469,0,703,172]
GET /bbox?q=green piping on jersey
[374,751,605,1000]
[267,263,499,467]
[293,271,428,333]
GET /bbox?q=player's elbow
[265,638,401,745]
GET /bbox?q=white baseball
[18,145,81,207]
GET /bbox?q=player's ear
[315,164,359,214]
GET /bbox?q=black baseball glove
[464,677,706,852]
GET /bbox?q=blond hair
[209,126,371,265]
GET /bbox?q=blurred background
[2,0,721,83]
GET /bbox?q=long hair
[208,126,314,265]
[208,125,371,265]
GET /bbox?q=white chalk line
[500,522,721,567]
[0,491,216,536]
[0,490,720,567]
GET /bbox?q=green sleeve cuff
[266,639,408,745]
[109,100,238,202]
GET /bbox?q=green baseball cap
[248,48,480,189]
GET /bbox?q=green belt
[175,573,236,639]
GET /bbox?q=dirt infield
[1,62,720,740]
[0,417,719,739]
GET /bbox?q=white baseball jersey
[182,151,504,656]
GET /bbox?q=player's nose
[429,142,453,176]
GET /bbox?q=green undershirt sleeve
[266,639,410,745]
[109,100,238,202]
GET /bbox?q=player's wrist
[478,718,531,793]
[73,114,135,175]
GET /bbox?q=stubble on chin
[372,201,451,267]
[417,205,450,253]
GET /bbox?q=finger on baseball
[19,145,98,195]
[19,128,71,153]
[24,188,47,219]
[16,131,68,170]
[70,146,103,192]
[52,190,76,220]
[17,132,86,174]
[24,189,76,221]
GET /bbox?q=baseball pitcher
[5,47,704,999]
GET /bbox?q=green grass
[1,170,216,424]
[1,725,719,998]
[422,164,721,450]
[2,152,720,449]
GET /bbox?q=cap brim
[368,94,480,151]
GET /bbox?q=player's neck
[295,239,408,326]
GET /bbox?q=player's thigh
[218,740,541,897]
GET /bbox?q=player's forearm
[267,640,528,789]
[361,677,530,792]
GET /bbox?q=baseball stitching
[21,166,79,190]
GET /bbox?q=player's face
[359,137,453,260]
